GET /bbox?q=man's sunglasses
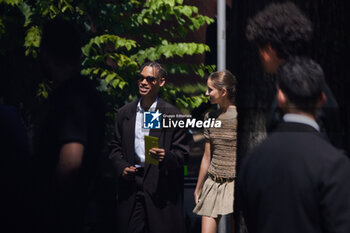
[137,74,157,83]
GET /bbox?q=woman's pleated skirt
[193,176,234,218]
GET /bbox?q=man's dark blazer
[237,121,350,233]
[109,98,190,233]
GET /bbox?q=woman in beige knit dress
[193,70,237,233]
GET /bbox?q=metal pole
[217,0,226,71]
[217,3,229,233]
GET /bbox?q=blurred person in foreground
[237,57,350,233]
[246,1,343,149]
[35,19,105,233]
[0,103,30,232]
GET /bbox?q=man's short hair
[140,61,167,79]
[277,57,325,113]
[40,18,81,64]
[246,2,313,59]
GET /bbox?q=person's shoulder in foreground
[237,57,350,233]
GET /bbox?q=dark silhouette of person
[245,1,344,149]
[0,103,30,233]
[34,19,105,233]
[237,57,350,233]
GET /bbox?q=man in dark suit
[237,57,350,233]
[109,61,190,233]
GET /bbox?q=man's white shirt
[134,97,158,167]
[283,113,320,132]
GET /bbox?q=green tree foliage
[1,0,214,120]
